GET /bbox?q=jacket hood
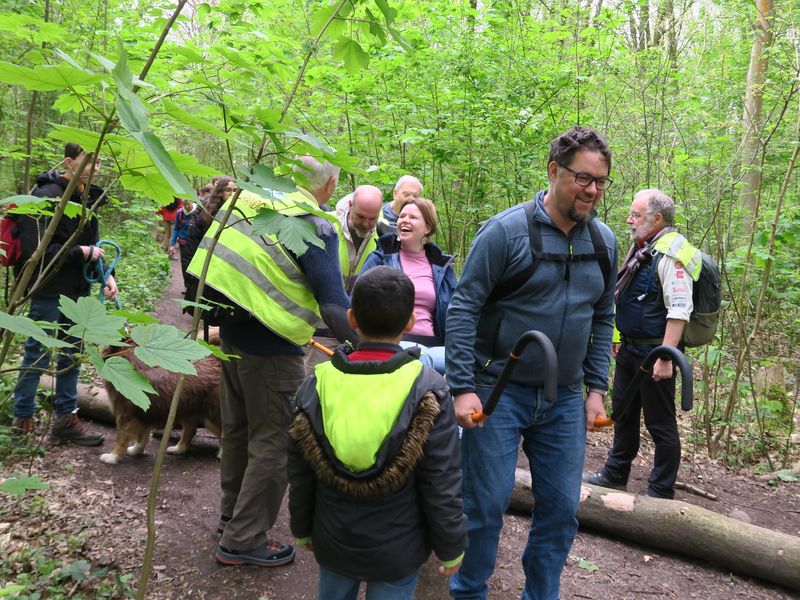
[34,169,107,208]
[35,169,67,190]
[290,346,447,497]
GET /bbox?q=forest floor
[2,259,799,599]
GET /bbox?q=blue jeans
[449,381,586,600]
[318,567,419,600]
[398,341,446,374]
[13,297,82,418]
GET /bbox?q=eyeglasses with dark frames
[559,164,613,190]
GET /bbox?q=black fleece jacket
[287,345,466,581]
[16,170,106,300]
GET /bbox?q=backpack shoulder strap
[486,201,538,304]
[587,219,612,290]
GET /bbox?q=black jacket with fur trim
[288,344,466,581]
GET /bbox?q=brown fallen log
[39,375,115,423]
[509,468,800,591]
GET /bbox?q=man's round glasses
[559,164,613,190]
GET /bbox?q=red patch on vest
[675,261,684,278]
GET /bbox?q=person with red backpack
[168,198,196,261]
[12,143,118,444]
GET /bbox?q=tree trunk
[739,0,774,232]
[39,375,115,423]
[510,469,800,592]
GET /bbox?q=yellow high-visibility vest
[334,217,377,291]
[187,189,337,345]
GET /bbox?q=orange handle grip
[593,417,614,428]
[308,339,334,357]
[470,412,488,424]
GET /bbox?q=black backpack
[487,200,612,303]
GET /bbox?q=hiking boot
[216,541,295,567]
[12,417,35,436]
[582,471,627,491]
[51,413,104,446]
[217,514,231,533]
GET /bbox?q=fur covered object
[99,348,221,464]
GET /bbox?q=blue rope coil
[82,239,121,310]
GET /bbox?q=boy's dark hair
[549,126,611,171]
[64,143,85,159]
[352,266,415,338]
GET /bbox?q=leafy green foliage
[99,355,156,410]
[59,296,127,346]
[130,323,210,375]
[251,208,325,255]
[0,312,72,349]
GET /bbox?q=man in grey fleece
[447,126,617,600]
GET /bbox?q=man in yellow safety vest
[190,156,357,569]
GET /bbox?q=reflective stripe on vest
[653,232,702,280]
[315,359,423,472]
[187,189,336,345]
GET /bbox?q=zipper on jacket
[565,242,573,281]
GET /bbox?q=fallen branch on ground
[509,468,800,592]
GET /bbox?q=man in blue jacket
[447,126,617,600]
[12,143,117,445]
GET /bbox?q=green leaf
[2,194,49,208]
[214,45,258,71]
[162,99,234,141]
[284,130,336,155]
[0,583,26,596]
[100,356,155,410]
[90,52,116,72]
[374,0,397,25]
[250,165,297,193]
[130,324,210,375]
[777,472,799,483]
[59,296,127,345]
[198,339,232,361]
[59,560,91,582]
[333,38,370,74]
[311,2,346,38]
[387,27,414,52]
[109,310,159,324]
[0,61,104,91]
[365,8,388,44]
[131,131,198,201]
[120,171,176,203]
[251,208,325,256]
[0,312,73,349]
[0,476,49,496]
[577,558,600,573]
[85,346,106,373]
[52,92,86,114]
[235,181,284,202]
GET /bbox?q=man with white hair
[378,175,423,235]
[585,188,700,500]
[190,155,356,569]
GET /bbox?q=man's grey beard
[568,208,592,226]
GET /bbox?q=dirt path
[3,260,799,599]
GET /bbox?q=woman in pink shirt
[360,198,457,372]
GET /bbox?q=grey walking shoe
[51,413,104,446]
[216,541,295,567]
